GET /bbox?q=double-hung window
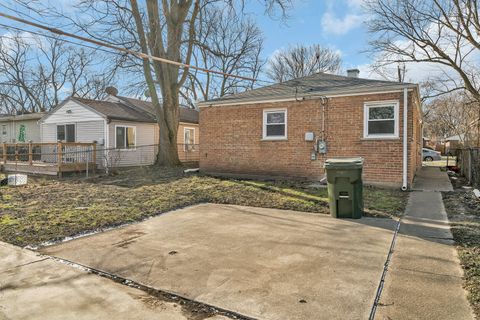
[364,102,399,138]
[184,127,195,151]
[115,126,136,150]
[263,109,287,140]
[57,124,76,142]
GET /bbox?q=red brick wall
[199,91,421,188]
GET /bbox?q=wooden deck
[1,142,97,177]
[2,161,97,176]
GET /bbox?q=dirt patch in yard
[443,174,480,318]
[0,167,407,247]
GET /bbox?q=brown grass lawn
[0,167,407,247]
[443,175,480,318]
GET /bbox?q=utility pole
[397,63,406,83]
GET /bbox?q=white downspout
[402,88,408,191]
[104,119,109,170]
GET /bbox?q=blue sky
[0,0,371,71]
[247,0,370,71]
[0,0,441,84]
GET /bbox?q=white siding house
[39,95,199,168]
[0,112,45,143]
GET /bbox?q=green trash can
[324,158,364,219]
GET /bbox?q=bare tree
[424,91,479,146]
[0,32,115,113]
[129,0,290,165]
[266,44,342,83]
[366,0,480,102]
[181,7,264,107]
[34,0,290,166]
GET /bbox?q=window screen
[366,105,396,136]
[264,110,286,138]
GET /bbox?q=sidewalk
[376,167,474,319]
[0,241,226,320]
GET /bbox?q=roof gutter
[198,86,417,108]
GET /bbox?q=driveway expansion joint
[0,257,49,274]
[368,218,402,320]
[46,254,259,320]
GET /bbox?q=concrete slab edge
[26,202,211,250]
[41,252,258,320]
[369,218,402,320]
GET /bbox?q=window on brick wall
[184,127,195,151]
[263,109,287,140]
[364,101,399,138]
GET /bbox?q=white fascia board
[198,87,416,108]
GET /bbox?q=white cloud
[357,19,480,90]
[321,12,364,36]
[357,61,453,83]
[321,0,368,37]
[347,0,366,9]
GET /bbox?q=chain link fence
[1,142,199,178]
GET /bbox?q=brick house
[198,70,423,189]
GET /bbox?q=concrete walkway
[411,166,453,192]
[376,167,474,319]
[0,241,227,320]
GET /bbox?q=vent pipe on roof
[347,69,360,78]
[105,86,118,96]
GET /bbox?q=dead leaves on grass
[0,171,405,247]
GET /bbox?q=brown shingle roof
[72,96,198,124]
[198,72,417,106]
[118,96,199,124]
[0,112,47,121]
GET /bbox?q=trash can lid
[324,157,364,169]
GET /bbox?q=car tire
[424,156,433,161]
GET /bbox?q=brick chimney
[347,69,360,78]
[105,86,118,96]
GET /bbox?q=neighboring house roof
[445,134,464,141]
[116,96,199,124]
[70,96,199,124]
[198,72,418,107]
[0,112,47,122]
[73,97,155,123]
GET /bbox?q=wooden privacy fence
[0,142,97,176]
[457,148,480,187]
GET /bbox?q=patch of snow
[473,189,480,199]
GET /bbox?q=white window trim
[262,108,288,140]
[114,125,137,151]
[183,127,196,151]
[363,101,399,139]
[183,127,196,144]
[56,123,76,142]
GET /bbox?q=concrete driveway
[42,204,396,320]
[0,241,228,320]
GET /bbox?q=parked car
[422,148,442,161]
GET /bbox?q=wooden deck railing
[1,142,97,176]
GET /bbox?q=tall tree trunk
[130,0,199,166]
